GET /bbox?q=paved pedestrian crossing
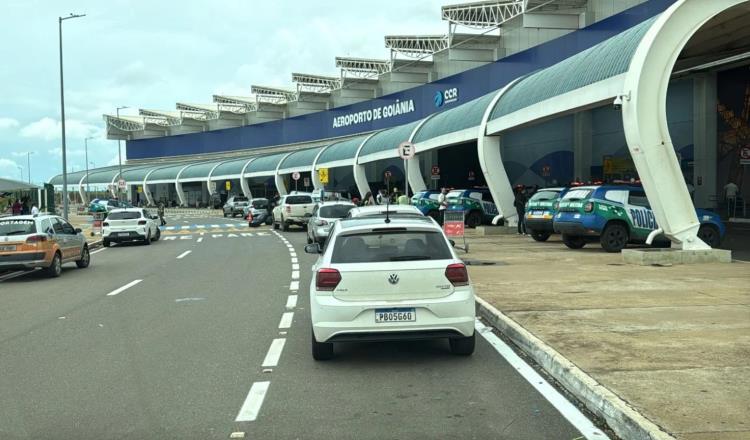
[160,223,246,231]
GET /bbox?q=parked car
[243,198,273,227]
[346,204,423,219]
[553,185,725,252]
[306,201,356,245]
[305,215,476,360]
[223,195,249,217]
[524,187,568,242]
[102,208,161,247]
[446,188,499,228]
[89,199,131,214]
[209,193,224,209]
[410,189,442,221]
[0,214,90,277]
[272,192,315,231]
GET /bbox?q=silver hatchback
[306,202,356,245]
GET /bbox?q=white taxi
[305,215,476,360]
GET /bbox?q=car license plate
[0,245,16,251]
[531,210,544,217]
[375,308,416,323]
[117,232,129,237]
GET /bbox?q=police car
[446,188,499,228]
[524,187,567,242]
[410,189,442,221]
[553,185,725,252]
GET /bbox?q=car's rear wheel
[76,246,90,268]
[153,228,161,241]
[103,239,111,248]
[562,234,586,249]
[466,211,482,229]
[273,216,279,230]
[282,217,289,232]
[449,333,475,356]
[530,230,551,242]
[265,216,273,226]
[600,223,628,253]
[697,224,720,248]
[45,252,62,278]
[143,231,151,245]
[311,331,333,360]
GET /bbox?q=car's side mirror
[304,243,321,254]
[75,228,82,234]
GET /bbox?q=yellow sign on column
[137,186,143,193]
[225,181,231,190]
[318,168,329,184]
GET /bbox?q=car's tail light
[445,263,469,286]
[102,222,109,227]
[26,234,48,244]
[583,202,594,213]
[316,268,341,291]
[315,219,328,226]
[138,220,147,225]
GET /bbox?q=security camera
[613,95,623,110]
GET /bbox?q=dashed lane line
[176,250,192,259]
[291,270,300,280]
[278,312,294,329]
[285,295,297,309]
[235,381,270,422]
[197,237,203,243]
[90,248,107,255]
[106,279,143,297]
[289,281,299,291]
[261,338,286,368]
[292,263,299,270]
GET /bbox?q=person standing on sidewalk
[437,187,449,225]
[514,185,527,235]
[157,202,166,226]
[31,204,39,216]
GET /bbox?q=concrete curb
[475,296,676,440]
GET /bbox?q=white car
[272,192,315,231]
[306,201,356,245]
[305,215,476,360]
[346,204,423,218]
[102,208,161,247]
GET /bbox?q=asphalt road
[0,214,597,440]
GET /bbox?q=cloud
[19,117,102,141]
[46,147,87,158]
[0,158,21,180]
[0,117,19,129]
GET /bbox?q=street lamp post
[59,12,85,220]
[84,136,95,201]
[17,166,23,181]
[115,106,128,201]
[26,151,34,184]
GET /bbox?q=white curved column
[622,0,742,249]
[478,78,524,225]
[239,158,257,199]
[206,161,225,196]
[109,174,119,199]
[175,164,191,207]
[274,152,294,196]
[143,169,157,206]
[311,145,330,191]
[78,174,87,204]
[353,132,379,198]
[405,115,436,194]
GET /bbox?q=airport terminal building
[51,0,750,237]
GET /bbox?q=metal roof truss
[335,56,391,79]
[292,73,342,93]
[384,35,450,59]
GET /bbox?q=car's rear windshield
[530,190,561,201]
[319,205,354,218]
[447,190,463,199]
[562,189,593,201]
[252,200,268,209]
[107,211,142,220]
[331,230,452,263]
[287,196,312,204]
[233,196,248,202]
[0,219,36,236]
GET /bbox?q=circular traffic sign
[740,146,750,160]
[398,141,415,160]
[431,165,440,176]
[384,170,392,179]
[292,171,301,181]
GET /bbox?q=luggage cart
[443,207,468,253]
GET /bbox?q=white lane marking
[227,233,238,238]
[90,248,106,255]
[291,257,298,263]
[278,312,294,329]
[289,281,299,291]
[195,225,205,229]
[180,235,192,240]
[241,233,254,237]
[163,236,177,241]
[106,279,143,297]
[262,338,286,367]
[291,270,299,280]
[235,381,270,422]
[290,252,297,258]
[211,224,220,228]
[176,250,192,259]
[475,320,610,440]
[286,295,298,309]
[256,232,270,236]
[197,237,203,243]
[292,263,299,270]
[285,244,293,249]
[224,224,234,227]
[180,225,191,230]
[165,226,176,230]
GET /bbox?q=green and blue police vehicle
[524,187,567,242]
[410,189,442,221]
[553,185,725,252]
[446,188,499,228]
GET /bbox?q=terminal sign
[318,168,329,184]
[398,141,415,160]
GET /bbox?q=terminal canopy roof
[0,177,39,191]
[358,120,421,162]
[49,170,88,186]
[212,157,255,179]
[277,146,324,173]
[245,152,288,176]
[316,135,369,168]
[121,166,158,184]
[86,167,127,185]
[413,92,496,145]
[180,160,224,181]
[147,163,192,183]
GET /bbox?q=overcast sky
[0,0,451,183]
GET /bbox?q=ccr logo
[434,91,444,108]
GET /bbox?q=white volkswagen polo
[305,215,475,360]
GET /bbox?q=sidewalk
[464,232,750,440]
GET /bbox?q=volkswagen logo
[388,274,399,285]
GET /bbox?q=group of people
[7,197,39,216]
[359,188,411,206]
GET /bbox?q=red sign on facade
[541,165,551,177]
[431,165,440,176]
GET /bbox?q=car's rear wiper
[4,231,30,236]
[390,255,431,261]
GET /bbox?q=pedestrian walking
[437,187,449,224]
[31,204,39,216]
[514,185,527,235]
[12,199,22,216]
[157,202,166,226]
[724,180,738,216]
[363,191,374,206]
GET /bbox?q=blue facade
[126,0,675,160]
